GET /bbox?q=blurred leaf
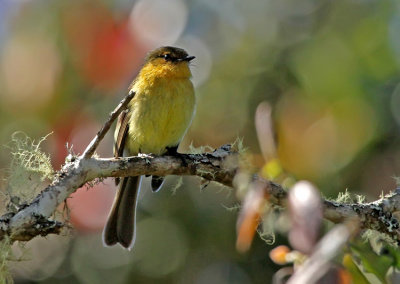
[351,243,393,284]
[342,253,370,284]
[384,247,400,269]
[291,34,361,101]
[236,180,269,253]
[288,181,322,254]
[368,231,400,269]
[255,101,277,161]
[351,12,397,80]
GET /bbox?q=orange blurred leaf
[236,180,270,253]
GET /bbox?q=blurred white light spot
[291,180,316,204]
[177,36,212,87]
[129,0,188,47]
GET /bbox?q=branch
[0,145,236,241]
[251,178,400,245]
[1,145,400,243]
[0,92,399,245]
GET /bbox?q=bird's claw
[138,153,154,164]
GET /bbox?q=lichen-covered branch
[323,194,400,244]
[0,92,399,245]
[251,178,400,245]
[1,144,400,243]
[0,145,237,242]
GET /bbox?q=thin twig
[81,90,135,159]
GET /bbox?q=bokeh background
[1,0,400,283]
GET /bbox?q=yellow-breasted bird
[103,46,196,249]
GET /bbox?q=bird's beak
[181,55,195,62]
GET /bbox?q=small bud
[270,245,291,265]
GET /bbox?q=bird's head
[142,46,195,79]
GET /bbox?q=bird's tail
[103,176,141,250]
[151,176,164,192]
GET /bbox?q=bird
[103,46,196,250]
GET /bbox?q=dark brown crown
[145,46,194,63]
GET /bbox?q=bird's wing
[114,109,130,185]
[114,109,130,158]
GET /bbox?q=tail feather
[151,176,164,192]
[103,176,141,249]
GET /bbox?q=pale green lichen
[196,168,215,179]
[356,194,366,204]
[221,203,241,212]
[0,237,13,284]
[231,137,247,154]
[0,132,54,283]
[362,229,398,249]
[188,143,214,154]
[231,137,256,174]
[170,177,183,195]
[5,132,54,205]
[324,189,367,205]
[257,229,276,245]
[258,208,276,245]
[335,189,353,204]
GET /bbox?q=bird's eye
[163,54,171,60]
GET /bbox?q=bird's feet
[138,153,154,165]
[165,146,187,167]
